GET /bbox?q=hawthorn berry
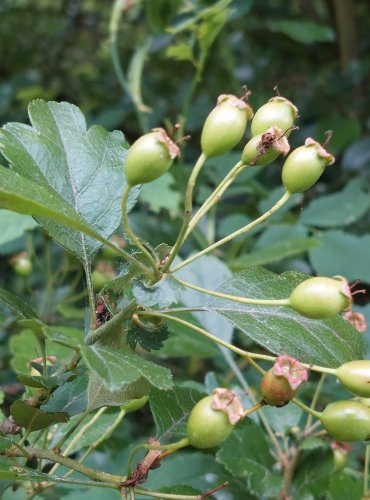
[11,252,32,277]
[335,360,370,398]
[241,126,290,166]
[289,276,352,319]
[125,128,180,186]
[186,389,243,449]
[281,137,335,193]
[261,355,308,406]
[251,95,298,136]
[319,400,370,442]
[201,94,253,157]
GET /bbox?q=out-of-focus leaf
[327,472,363,500]
[229,237,319,270]
[10,400,69,431]
[301,179,370,227]
[0,210,37,246]
[166,43,195,64]
[342,137,370,173]
[206,267,365,367]
[140,172,181,217]
[292,448,334,498]
[261,404,302,434]
[309,230,370,282]
[266,19,335,43]
[149,386,205,439]
[80,345,173,391]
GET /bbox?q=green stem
[53,410,90,451]
[243,401,265,418]
[109,0,148,132]
[305,374,326,432]
[134,488,201,500]
[171,190,292,272]
[121,185,158,273]
[127,438,190,476]
[83,261,97,328]
[161,153,208,272]
[172,275,291,307]
[365,445,370,497]
[4,447,123,486]
[185,161,247,238]
[292,398,321,419]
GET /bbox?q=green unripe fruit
[201,94,253,157]
[282,138,335,193]
[319,400,370,442]
[289,276,352,319]
[187,395,234,449]
[261,368,297,406]
[241,126,290,166]
[120,395,148,413]
[336,360,370,398]
[125,128,180,186]
[11,252,32,277]
[92,269,111,292]
[360,398,370,408]
[251,96,298,136]
[333,448,349,471]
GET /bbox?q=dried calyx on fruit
[186,388,243,449]
[281,133,335,193]
[241,126,291,166]
[125,128,180,186]
[261,355,308,407]
[201,92,253,157]
[289,276,353,319]
[251,89,298,136]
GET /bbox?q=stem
[171,190,292,272]
[365,445,370,497]
[161,153,208,272]
[172,275,291,307]
[122,185,158,273]
[185,161,247,238]
[127,438,190,475]
[53,410,90,451]
[292,398,321,419]
[305,374,326,432]
[109,0,148,132]
[243,401,264,418]
[83,260,97,328]
[281,447,300,499]
[134,488,201,500]
[4,447,123,486]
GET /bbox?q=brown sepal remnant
[152,128,181,160]
[344,310,368,333]
[331,440,352,453]
[0,416,22,435]
[305,137,335,166]
[94,296,111,329]
[211,388,244,425]
[121,438,163,487]
[273,355,308,391]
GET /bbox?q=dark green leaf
[0,210,37,246]
[301,179,370,228]
[127,320,169,352]
[80,345,173,391]
[0,165,111,247]
[87,372,151,410]
[0,287,37,319]
[149,386,205,439]
[266,19,335,43]
[0,437,12,453]
[216,420,283,497]
[17,373,59,389]
[309,230,370,282]
[207,267,365,367]
[261,404,302,434]
[41,374,88,416]
[327,472,363,500]
[292,448,334,498]
[10,400,69,431]
[132,276,182,308]
[140,172,181,217]
[0,100,135,259]
[299,437,326,450]
[229,237,319,270]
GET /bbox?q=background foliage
[1,0,370,498]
